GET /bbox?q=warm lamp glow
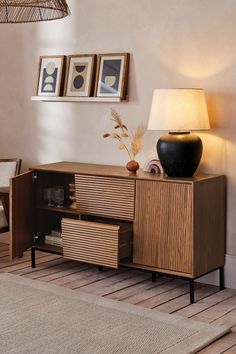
[148,89,210,132]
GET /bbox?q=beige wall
[0,0,236,255]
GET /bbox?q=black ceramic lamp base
[157,132,203,177]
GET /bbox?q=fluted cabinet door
[133,180,193,274]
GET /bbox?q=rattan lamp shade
[0,0,70,23]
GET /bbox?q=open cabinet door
[10,171,34,259]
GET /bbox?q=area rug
[0,273,229,354]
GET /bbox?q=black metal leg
[152,272,157,282]
[31,248,36,268]
[219,266,225,290]
[98,266,103,271]
[190,280,195,304]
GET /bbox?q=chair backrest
[0,159,21,187]
[0,159,21,230]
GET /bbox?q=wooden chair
[0,159,22,233]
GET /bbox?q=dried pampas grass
[103,109,146,160]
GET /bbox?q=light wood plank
[35,263,92,282]
[118,279,186,305]
[12,258,71,276]
[0,244,9,250]
[0,250,11,258]
[156,285,218,314]
[52,268,125,288]
[199,332,236,353]
[78,271,150,296]
[212,308,236,328]
[224,345,236,353]
[175,288,236,318]
[137,282,202,309]
[0,250,53,268]
[1,254,61,272]
[105,277,171,301]
[191,295,236,323]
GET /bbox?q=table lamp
[148,89,210,177]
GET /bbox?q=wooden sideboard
[9,161,226,303]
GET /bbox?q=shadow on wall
[33,0,144,167]
[0,1,78,171]
[0,23,38,171]
[34,0,90,165]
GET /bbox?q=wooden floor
[0,243,236,353]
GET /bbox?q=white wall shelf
[31,96,128,103]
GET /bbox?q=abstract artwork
[37,56,65,96]
[65,55,96,97]
[95,53,129,99]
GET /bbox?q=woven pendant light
[0,0,70,23]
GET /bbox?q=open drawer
[61,218,133,269]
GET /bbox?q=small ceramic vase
[126,160,139,173]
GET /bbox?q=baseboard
[0,232,9,244]
[198,254,236,290]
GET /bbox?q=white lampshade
[148,89,210,131]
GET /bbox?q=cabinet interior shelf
[37,205,79,215]
[32,242,63,255]
[31,96,128,103]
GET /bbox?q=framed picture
[37,56,66,96]
[64,54,96,97]
[94,53,129,99]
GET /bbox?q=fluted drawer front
[62,218,121,268]
[75,174,135,220]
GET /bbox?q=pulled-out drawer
[75,174,135,221]
[61,218,133,269]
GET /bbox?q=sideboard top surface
[30,161,222,184]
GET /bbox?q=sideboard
[10,161,226,303]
